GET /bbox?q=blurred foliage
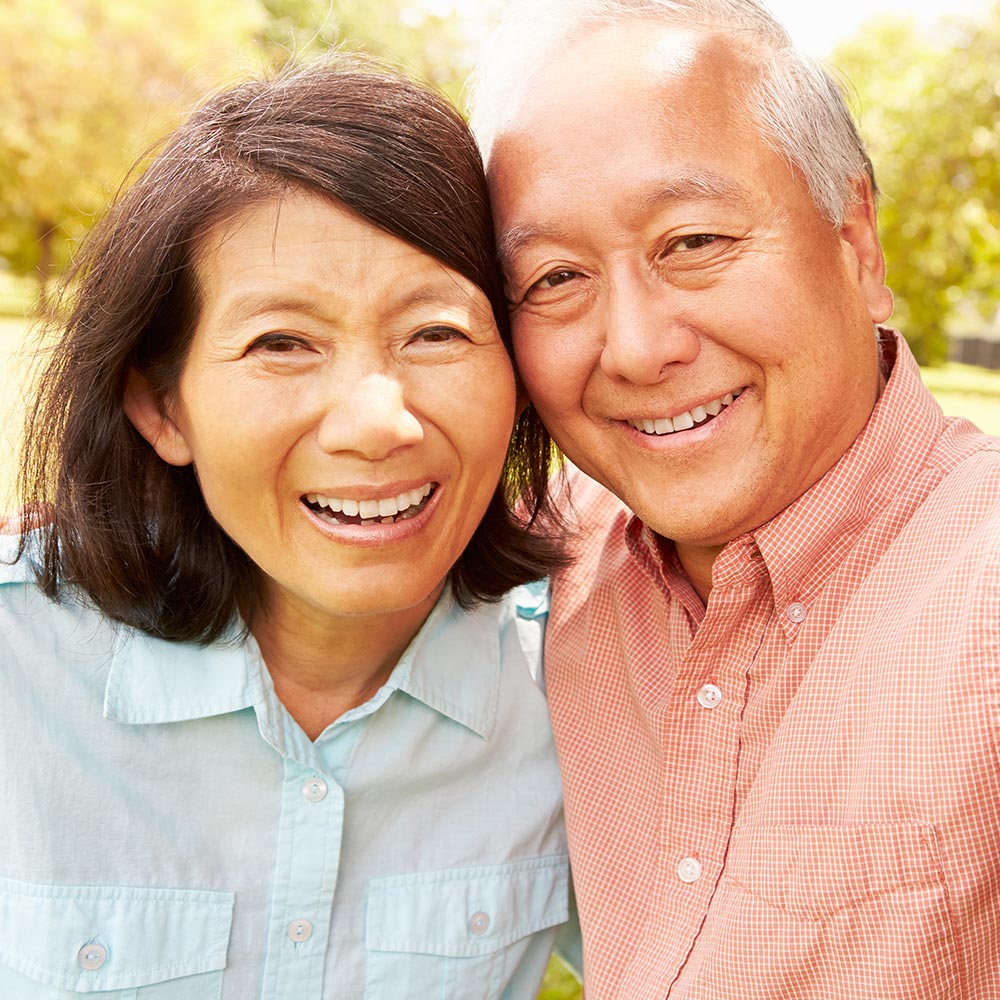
[833,2,1000,364]
[255,0,481,102]
[539,954,584,999]
[0,0,481,307]
[0,0,264,306]
[3,0,998,360]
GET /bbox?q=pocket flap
[366,855,569,958]
[0,878,234,992]
[724,823,944,919]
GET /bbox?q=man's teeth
[304,483,433,524]
[628,389,742,436]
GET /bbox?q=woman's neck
[251,585,442,741]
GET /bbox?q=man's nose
[598,273,699,384]
[315,370,423,460]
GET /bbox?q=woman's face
[136,190,516,625]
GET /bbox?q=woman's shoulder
[0,533,35,588]
[0,531,120,675]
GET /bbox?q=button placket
[287,919,314,943]
[677,857,703,884]
[785,602,808,624]
[696,683,723,709]
[302,777,328,803]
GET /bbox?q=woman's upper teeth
[628,389,741,435]
[305,482,433,518]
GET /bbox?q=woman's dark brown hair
[14,58,566,644]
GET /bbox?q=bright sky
[444,0,993,58]
[762,0,991,55]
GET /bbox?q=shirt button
[287,919,314,942]
[77,943,107,970]
[469,911,491,935]
[785,602,808,624]
[696,684,723,709]
[302,778,328,803]
[677,857,703,884]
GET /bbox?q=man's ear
[840,177,894,324]
[123,371,194,467]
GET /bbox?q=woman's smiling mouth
[303,482,436,526]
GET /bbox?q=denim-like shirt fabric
[0,540,568,999]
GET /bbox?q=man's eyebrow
[635,172,749,213]
[496,224,564,272]
[496,171,748,270]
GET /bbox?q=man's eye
[535,269,580,290]
[675,234,720,252]
[414,325,464,344]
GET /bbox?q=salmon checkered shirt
[545,331,1000,998]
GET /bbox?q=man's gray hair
[468,0,875,224]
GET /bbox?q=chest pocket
[0,879,233,998]
[686,824,961,999]
[364,855,569,1000]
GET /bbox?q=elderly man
[471,1,1000,997]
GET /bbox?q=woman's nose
[315,371,423,460]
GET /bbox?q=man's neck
[674,541,724,604]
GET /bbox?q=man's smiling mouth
[627,388,744,436]
[303,483,436,526]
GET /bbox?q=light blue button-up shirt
[0,539,569,999]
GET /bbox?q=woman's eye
[248,333,306,353]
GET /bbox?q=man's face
[489,22,894,552]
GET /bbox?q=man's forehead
[492,19,758,147]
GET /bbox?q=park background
[1,2,999,996]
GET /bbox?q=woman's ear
[123,371,194,467]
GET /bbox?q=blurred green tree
[255,0,482,104]
[0,0,263,308]
[0,0,481,308]
[833,3,1000,364]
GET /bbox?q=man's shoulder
[556,465,632,560]
[549,466,649,598]
[923,422,1000,527]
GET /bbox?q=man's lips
[625,388,744,436]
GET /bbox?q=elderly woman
[0,62,572,999]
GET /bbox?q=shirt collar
[388,589,501,740]
[104,588,500,739]
[103,625,259,725]
[745,330,944,608]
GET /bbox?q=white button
[677,857,703,884]
[302,778,328,803]
[288,919,314,942]
[696,684,723,709]
[469,911,491,935]
[785,602,808,624]
[77,943,107,970]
